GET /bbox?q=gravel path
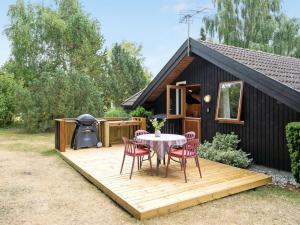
[250,164,299,188]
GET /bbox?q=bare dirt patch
[0,128,299,225]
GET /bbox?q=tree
[16,69,104,132]
[273,15,300,56]
[201,0,300,58]
[203,0,244,46]
[5,0,106,131]
[106,42,149,107]
[117,41,151,84]
[5,0,106,85]
[200,27,206,41]
[0,70,22,127]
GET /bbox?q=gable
[123,38,300,112]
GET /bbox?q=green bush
[198,132,252,168]
[17,70,104,132]
[130,106,152,129]
[104,107,129,118]
[0,72,22,127]
[286,122,300,183]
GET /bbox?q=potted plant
[151,118,166,137]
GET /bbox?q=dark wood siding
[145,57,300,171]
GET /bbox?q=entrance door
[183,117,201,141]
[183,84,201,141]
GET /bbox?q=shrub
[286,122,300,183]
[130,106,151,119]
[17,70,104,132]
[104,107,129,118]
[198,132,252,168]
[0,72,22,127]
[130,106,152,129]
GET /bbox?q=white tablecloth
[136,134,186,159]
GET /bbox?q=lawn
[0,128,299,225]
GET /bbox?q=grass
[0,128,54,154]
[40,148,58,156]
[249,186,300,204]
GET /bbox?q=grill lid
[76,114,97,125]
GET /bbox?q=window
[175,81,186,115]
[216,81,244,124]
[166,85,186,119]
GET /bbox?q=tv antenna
[179,7,209,55]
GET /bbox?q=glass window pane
[217,82,242,119]
[168,86,183,117]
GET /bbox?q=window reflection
[216,81,243,121]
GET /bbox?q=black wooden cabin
[123,38,300,171]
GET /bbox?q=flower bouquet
[151,118,166,137]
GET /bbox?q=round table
[136,133,186,175]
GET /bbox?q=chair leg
[120,153,126,174]
[195,156,202,178]
[130,156,135,179]
[163,155,166,165]
[165,154,171,178]
[148,153,153,176]
[180,159,183,170]
[140,156,143,168]
[137,156,140,170]
[183,158,187,183]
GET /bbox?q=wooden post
[103,121,110,147]
[140,117,146,130]
[59,119,66,152]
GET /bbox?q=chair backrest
[135,129,149,137]
[184,139,199,157]
[184,131,196,141]
[122,137,135,155]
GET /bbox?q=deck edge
[57,150,143,219]
[139,175,272,219]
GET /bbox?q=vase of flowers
[151,118,166,137]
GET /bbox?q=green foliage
[198,132,252,168]
[130,106,151,120]
[104,107,129,118]
[17,70,104,132]
[106,42,150,106]
[0,71,22,127]
[151,118,166,131]
[130,106,152,129]
[200,27,206,41]
[5,0,106,85]
[4,0,107,131]
[3,0,151,131]
[202,0,300,58]
[286,122,300,183]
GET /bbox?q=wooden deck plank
[58,145,271,220]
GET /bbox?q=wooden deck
[58,145,271,220]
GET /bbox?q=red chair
[165,139,202,183]
[134,129,151,166]
[134,129,149,149]
[172,131,196,150]
[135,129,149,137]
[120,137,153,179]
[184,131,196,140]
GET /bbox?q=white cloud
[161,0,200,13]
[173,2,189,12]
[161,0,214,14]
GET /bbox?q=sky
[0,0,299,75]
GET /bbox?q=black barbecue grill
[71,114,103,150]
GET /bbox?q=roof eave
[131,39,189,108]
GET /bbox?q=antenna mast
[179,8,208,56]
